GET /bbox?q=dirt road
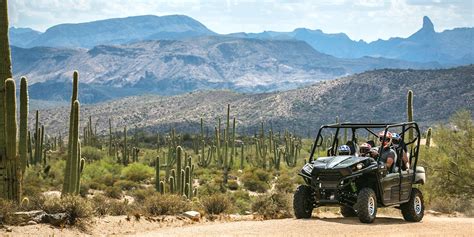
[5,213,473,236]
[138,215,473,237]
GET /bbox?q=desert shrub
[130,188,155,203]
[91,194,132,216]
[81,146,106,161]
[201,194,233,215]
[114,180,139,191]
[0,199,17,224]
[241,169,271,193]
[105,186,122,199]
[91,195,110,216]
[199,178,226,196]
[275,174,295,193]
[82,159,122,188]
[255,169,271,183]
[143,194,190,215]
[227,180,239,190]
[428,195,474,217]
[252,193,292,219]
[121,163,154,182]
[231,190,252,214]
[87,181,107,190]
[42,195,93,225]
[79,182,90,197]
[419,111,473,216]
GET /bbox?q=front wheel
[355,188,377,223]
[400,188,424,222]
[293,185,314,219]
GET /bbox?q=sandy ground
[3,212,473,236]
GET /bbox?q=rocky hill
[9,15,215,48]
[12,37,437,103]
[230,16,474,65]
[35,65,473,136]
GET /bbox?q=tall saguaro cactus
[62,72,83,196]
[4,79,20,201]
[19,77,28,174]
[407,90,414,143]
[0,0,14,200]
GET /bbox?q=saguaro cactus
[0,0,14,200]
[407,90,414,143]
[426,127,432,148]
[62,100,82,195]
[62,72,83,196]
[19,77,28,174]
[4,79,20,201]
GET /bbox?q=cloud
[7,0,474,42]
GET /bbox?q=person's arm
[386,157,394,169]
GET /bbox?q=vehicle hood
[311,156,369,169]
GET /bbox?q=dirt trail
[138,215,473,237]
[4,214,473,236]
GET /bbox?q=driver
[377,131,396,170]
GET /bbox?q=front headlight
[356,163,364,170]
[302,163,313,174]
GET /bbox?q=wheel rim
[368,196,375,216]
[414,196,422,215]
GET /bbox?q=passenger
[338,145,351,156]
[359,143,372,157]
[392,133,410,170]
[377,131,396,170]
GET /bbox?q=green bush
[105,186,123,199]
[241,169,271,193]
[130,188,156,203]
[201,194,233,215]
[227,180,239,190]
[252,193,292,219]
[121,163,154,182]
[143,194,190,215]
[82,146,106,161]
[231,190,252,214]
[275,174,295,193]
[114,180,139,191]
[419,111,473,216]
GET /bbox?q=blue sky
[8,0,474,42]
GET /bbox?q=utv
[294,122,426,223]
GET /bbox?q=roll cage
[309,122,421,179]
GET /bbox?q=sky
[7,0,474,42]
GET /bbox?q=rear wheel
[340,205,357,217]
[401,188,424,222]
[355,188,377,223]
[293,185,314,219]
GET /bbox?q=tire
[355,188,377,223]
[340,205,357,217]
[400,188,424,222]
[293,185,314,219]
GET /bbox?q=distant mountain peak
[422,16,435,32]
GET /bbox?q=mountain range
[10,15,473,65]
[12,37,437,103]
[34,65,474,136]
